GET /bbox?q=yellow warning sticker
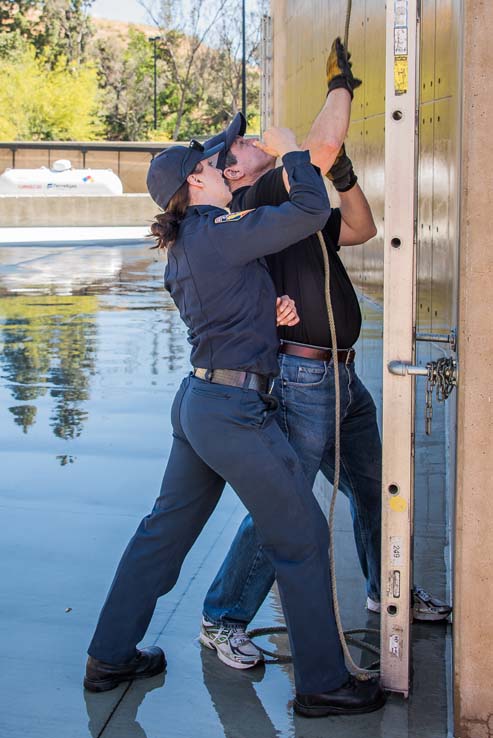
[394,55,408,95]
[214,209,255,224]
[389,496,407,513]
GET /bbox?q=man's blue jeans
[203,353,382,626]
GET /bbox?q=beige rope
[317,229,379,680]
[344,0,352,47]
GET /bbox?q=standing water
[0,238,449,738]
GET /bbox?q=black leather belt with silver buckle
[279,341,355,364]
[193,368,273,393]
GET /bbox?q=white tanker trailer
[0,159,123,196]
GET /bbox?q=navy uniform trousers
[88,375,348,695]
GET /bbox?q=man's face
[227,136,276,180]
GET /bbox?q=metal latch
[388,358,458,434]
[415,328,457,353]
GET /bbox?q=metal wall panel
[343,119,365,290]
[361,114,385,304]
[435,0,457,99]
[420,0,437,104]
[432,98,457,332]
[270,0,460,318]
[417,102,435,330]
[363,0,386,117]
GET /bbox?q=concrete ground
[0,235,452,738]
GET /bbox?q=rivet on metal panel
[387,605,398,616]
[391,237,401,248]
[388,484,400,495]
[392,110,403,121]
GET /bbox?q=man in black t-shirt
[199,41,452,677]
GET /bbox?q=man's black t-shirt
[231,166,362,348]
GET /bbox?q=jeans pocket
[190,377,233,401]
[284,364,327,387]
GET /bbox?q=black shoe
[294,675,386,717]
[84,646,166,693]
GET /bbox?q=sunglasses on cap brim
[181,139,224,179]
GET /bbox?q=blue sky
[90,0,265,26]
[90,0,153,25]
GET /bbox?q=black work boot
[294,675,386,717]
[84,646,166,693]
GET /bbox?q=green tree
[0,0,94,65]
[34,0,95,66]
[95,28,155,140]
[142,0,229,139]
[0,34,102,139]
[0,0,40,39]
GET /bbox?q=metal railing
[0,140,180,169]
[0,141,183,193]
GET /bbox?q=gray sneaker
[199,618,264,670]
[367,586,452,622]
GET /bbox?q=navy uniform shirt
[164,151,331,377]
[231,166,362,348]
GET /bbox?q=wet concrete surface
[0,237,451,737]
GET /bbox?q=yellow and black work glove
[327,144,358,192]
[326,37,362,99]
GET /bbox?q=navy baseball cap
[203,112,247,169]
[147,138,225,211]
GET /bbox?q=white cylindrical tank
[0,160,123,196]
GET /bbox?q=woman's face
[198,155,232,207]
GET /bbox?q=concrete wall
[453,1,493,735]
[0,194,157,227]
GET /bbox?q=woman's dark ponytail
[149,180,189,249]
[150,211,182,249]
[149,161,203,249]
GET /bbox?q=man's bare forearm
[338,184,377,246]
[301,89,352,173]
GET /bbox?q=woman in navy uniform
[84,128,385,717]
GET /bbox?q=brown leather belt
[279,341,355,364]
[193,367,273,393]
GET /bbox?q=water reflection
[0,245,123,294]
[0,242,188,462]
[200,649,280,738]
[84,672,166,738]
[0,295,97,439]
